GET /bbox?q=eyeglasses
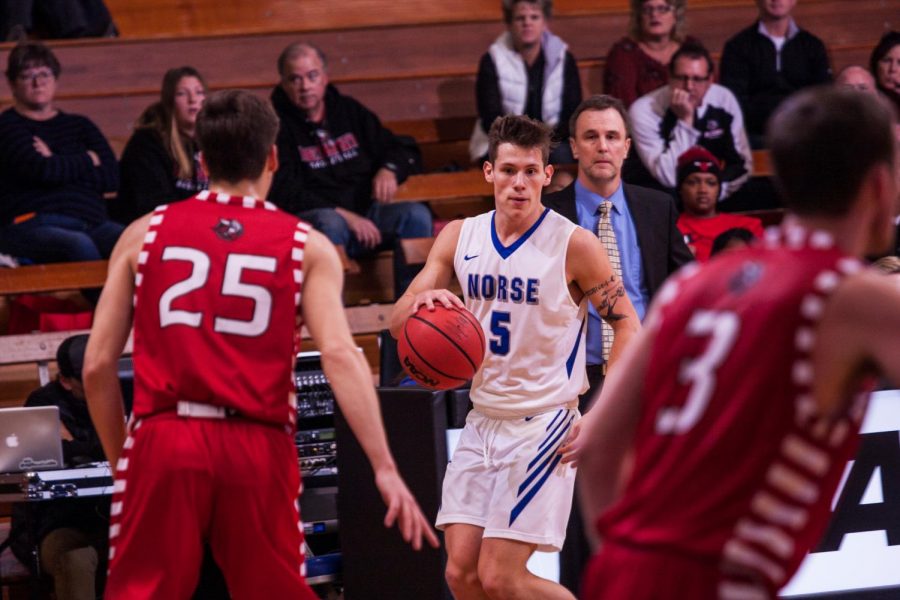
[671,74,711,85]
[642,4,674,16]
[17,70,54,84]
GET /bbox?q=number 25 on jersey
[158,246,277,337]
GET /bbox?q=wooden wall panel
[102,0,897,40]
[105,0,500,38]
[0,0,892,100]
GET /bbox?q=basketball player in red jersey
[566,87,900,599]
[82,90,437,599]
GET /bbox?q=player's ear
[266,145,279,174]
[483,159,495,183]
[543,163,554,187]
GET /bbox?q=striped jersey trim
[722,226,867,590]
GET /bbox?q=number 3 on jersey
[158,246,277,337]
[656,310,739,435]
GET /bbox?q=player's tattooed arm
[584,274,628,321]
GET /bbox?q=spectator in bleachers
[719,0,831,147]
[468,0,582,167]
[115,66,209,224]
[674,146,763,262]
[0,42,121,265]
[836,61,900,143]
[710,226,756,257]
[629,42,752,200]
[835,65,877,94]
[604,0,697,108]
[9,334,110,600]
[870,31,900,114]
[268,42,431,297]
[0,0,116,41]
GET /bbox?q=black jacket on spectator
[268,84,414,216]
[115,127,206,224]
[720,24,831,138]
[0,108,118,226]
[8,380,109,570]
[543,182,693,301]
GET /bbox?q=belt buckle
[176,401,226,419]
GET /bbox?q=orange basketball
[398,304,485,390]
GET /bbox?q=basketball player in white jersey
[390,115,641,600]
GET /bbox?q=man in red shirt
[83,90,437,599]
[567,87,900,599]
[675,145,764,261]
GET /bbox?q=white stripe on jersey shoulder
[809,231,834,249]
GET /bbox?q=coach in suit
[543,94,692,594]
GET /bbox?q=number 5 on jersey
[158,246,277,337]
[490,310,510,355]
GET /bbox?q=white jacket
[469,30,568,161]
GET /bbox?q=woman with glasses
[604,0,696,107]
[0,41,121,269]
[115,66,209,224]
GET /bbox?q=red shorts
[582,541,772,600]
[105,414,316,600]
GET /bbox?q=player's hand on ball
[558,419,582,468]
[410,289,465,314]
[375,466,441,550]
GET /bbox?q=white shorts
[436,406,579,552]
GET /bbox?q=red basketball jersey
[132,191,310,428]
[597,225,875,594]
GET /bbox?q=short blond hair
[628,0,687,42]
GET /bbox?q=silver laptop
[0,406,64,473]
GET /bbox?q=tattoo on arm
[585,275,628,322]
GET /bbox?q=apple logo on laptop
[5,433,19,448]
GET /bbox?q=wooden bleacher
[392,149,773,204]
[0,0,891,168]
[0,259,396,408]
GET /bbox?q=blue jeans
[0,213,124,264]
[299,203,432,298]
[299,203,432,254]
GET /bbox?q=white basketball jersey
[454,208,588,417]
